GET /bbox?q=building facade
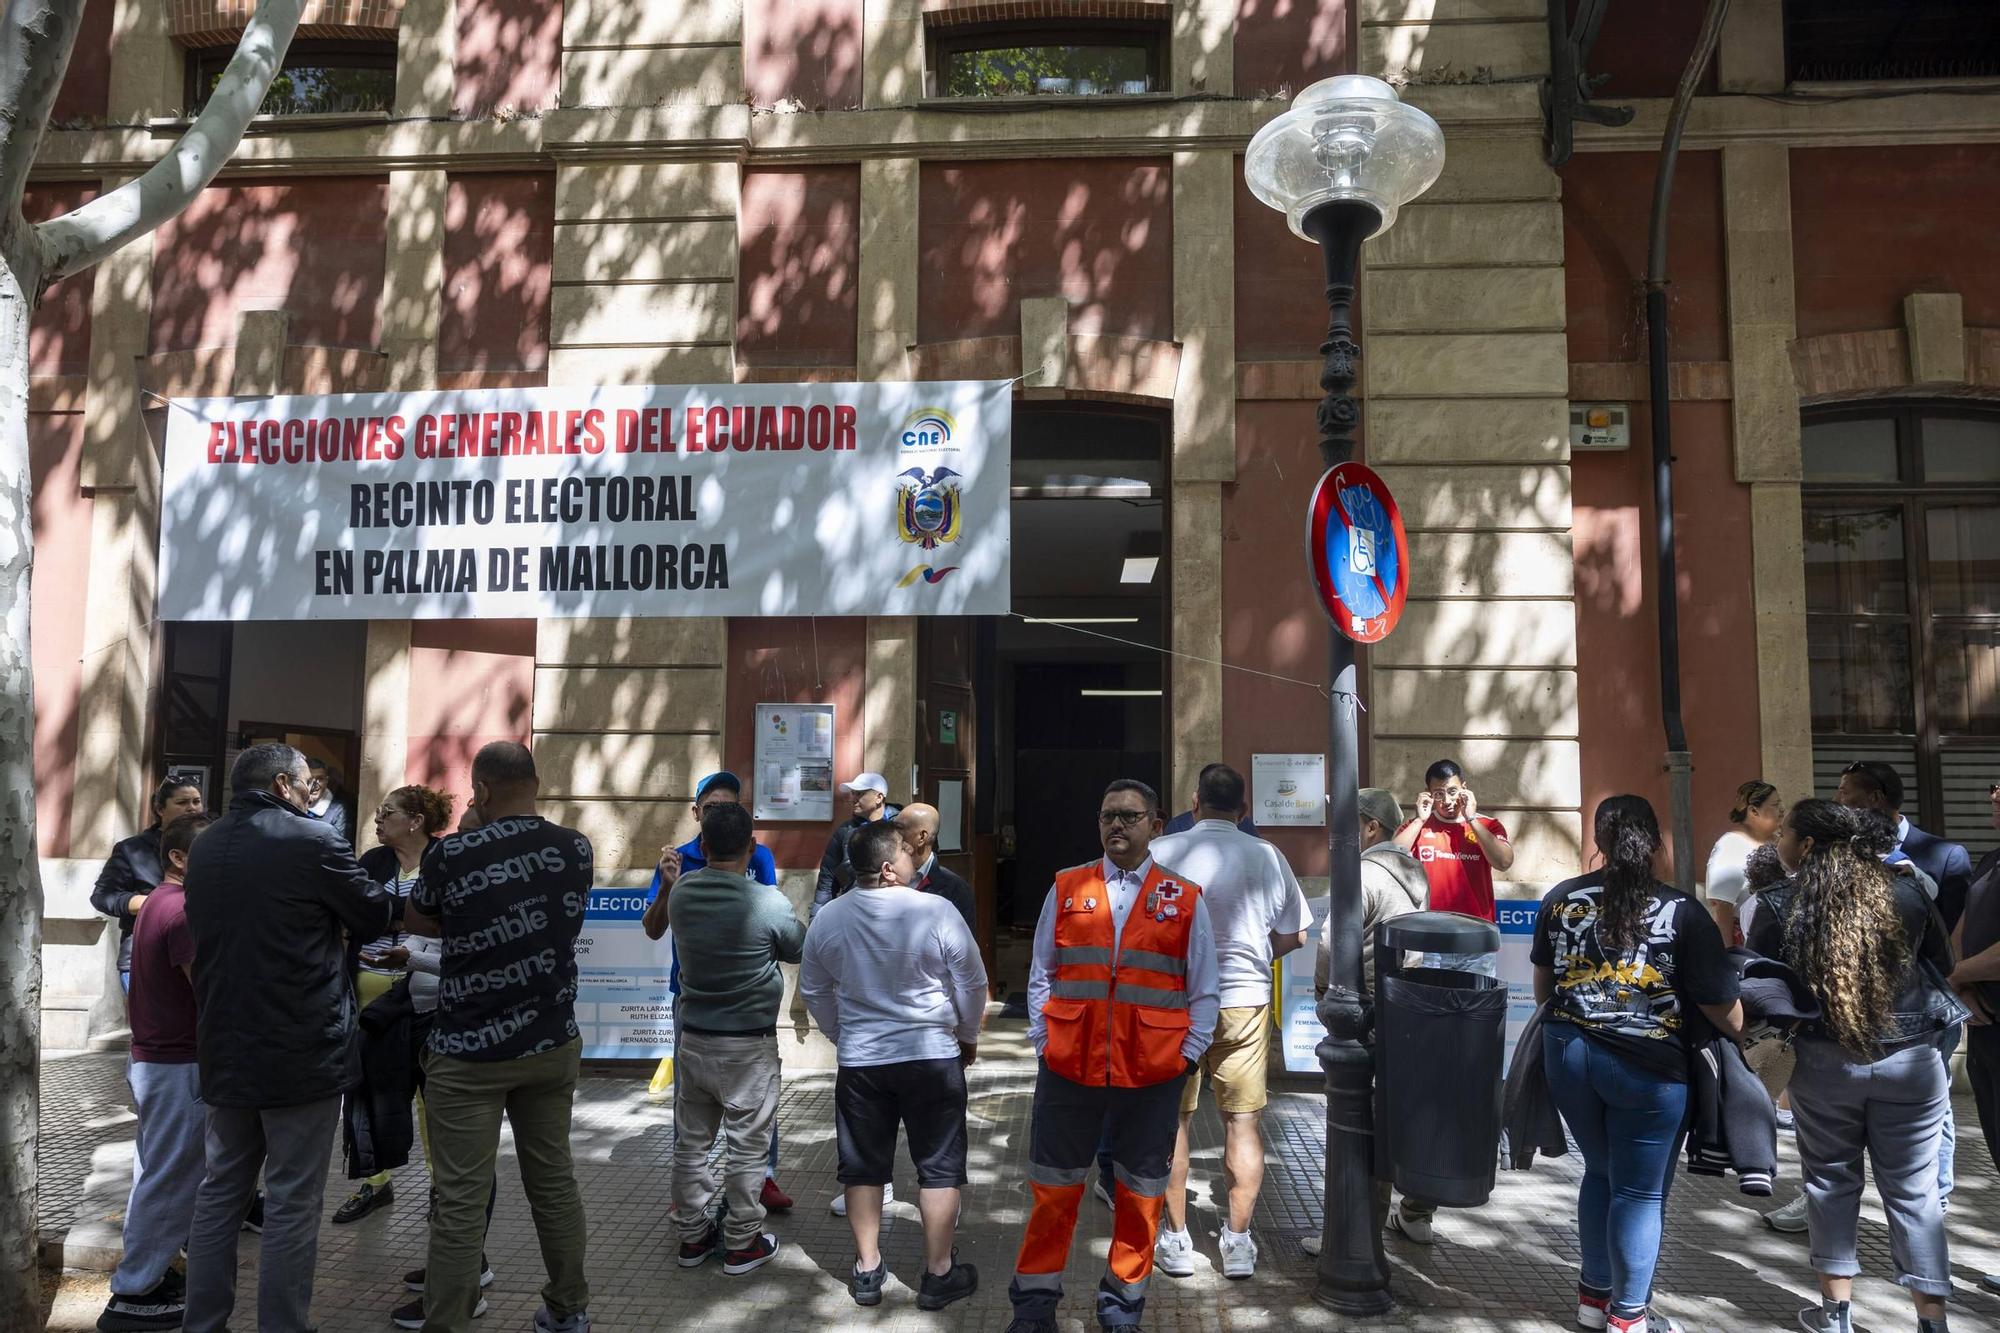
[25,0,2000,1046]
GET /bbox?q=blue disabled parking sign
[1306,461,1409,644]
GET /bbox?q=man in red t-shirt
[1394,759,1514,975]
[101,812,212,1333]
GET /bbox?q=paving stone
[36,1028,2000,1331]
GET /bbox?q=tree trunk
[0,2,307,1321]
[0,237,46,1333]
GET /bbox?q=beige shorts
[1180,1005,1272,1115]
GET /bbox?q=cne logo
[898,408,959,452]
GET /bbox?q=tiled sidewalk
[38,1028,2000,1332]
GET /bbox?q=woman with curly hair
[1748,799,1958,1333]
[1532,796,1745,1333]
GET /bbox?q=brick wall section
[172,0,402,45]
[737,167,862,369]
[916,159,1173,344]
[922,0,1168,23]
[440,172,555,374]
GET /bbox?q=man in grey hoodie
[1309,787,1433,1254]
[666,802,807,1277]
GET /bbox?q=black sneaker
[403,1256,495,1292]
[391,1294,487,1329]
[722,1232,780,1275]
[678,1221,722,1268]
[241,1192,264,1233]
[849,1261,886,1307]
[917,1260,978,1311]
[96,1275,188,1332]
[334,1180,394,1224]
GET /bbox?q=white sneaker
[1774,1106,1796,1131]
[1153,1226,1196,1278]
[1764,1194,1809,1233]
[829,1182,892,1217]
[1387,1203,1433,1245]
[1218,1229,1257,1279]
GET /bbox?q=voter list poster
[572,886,673,1061]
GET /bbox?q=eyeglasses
[1098,809,1148,828]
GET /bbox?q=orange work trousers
[1009,1060,1188,1328]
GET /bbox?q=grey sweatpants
[1789,1037,1950,1297]
[111,1060,206,1296]
[183,1095,340,1333]
[670,1031,782,1249]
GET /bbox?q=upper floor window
[928,21,1166,98]
[1786,1,2000,83]
[188,40,397,117]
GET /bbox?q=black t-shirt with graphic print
[1529,870,1739,1081]
[413,815,593,1062]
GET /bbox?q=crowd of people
[82,736,2000,1333]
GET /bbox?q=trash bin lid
[1377,910,1501,956]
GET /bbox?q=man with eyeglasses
[1007,780,1219,1333]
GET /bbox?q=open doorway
[916,403,1168,996]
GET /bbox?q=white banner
[157,381,1012,620]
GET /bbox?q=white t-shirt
[798,885,989,1067]
[1151,819,1312,1009]
[1704,830,1761,906]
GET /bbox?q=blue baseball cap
[694,771,743,803]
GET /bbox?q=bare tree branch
[36,0,306,285]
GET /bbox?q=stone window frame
[183,36,399,118]
[922,2,1172,102]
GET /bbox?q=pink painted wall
[1223,399,1334,878]
[743,0,863,109]
[149,178,389,354]
[917,159,1174,344]
[23,184,95,377]
[456,0,561,117]
[1235,0,1352,99]
[441,172,554,374]
[51,0,113,125]
[723,617,868,871]
[1233,160,1325,362]
[1570,403,1760,879]
[405,620,537,806]
[738,166,861,369]
[29,412,92,858]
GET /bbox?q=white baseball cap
[840,772,889,796]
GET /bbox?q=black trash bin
[1372,911,1506,1208]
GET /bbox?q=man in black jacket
[181,744,391,1333]
[811,772,900,919]
[893,802,976,932]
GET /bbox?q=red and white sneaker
[1607,1312,1680,1333]
[1577,1287,1610,1330]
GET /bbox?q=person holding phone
[334,784,456,1226]
[1394,758,1515,976]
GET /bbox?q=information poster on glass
[754,703,837,821]
[573,886,674,1060]
[1252,753,1325,827]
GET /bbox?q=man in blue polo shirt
[643,771,792,1212]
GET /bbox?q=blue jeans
[1934,1025,1960,1204]
[113,1061,205,1296]
[1543,1023,1688,1318]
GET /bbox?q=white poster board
[1252,753,1325,827]
[754,703,836,821]
[573,886,674,1060]
[157,380,1011,620]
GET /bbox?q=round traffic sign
[1306,462,1409,643]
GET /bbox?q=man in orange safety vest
[1006,778,1219,1332]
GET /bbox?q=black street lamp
[1245,75,1444,1315]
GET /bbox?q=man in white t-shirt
[1147,763,1311,1280]
[799,821,987,1312]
